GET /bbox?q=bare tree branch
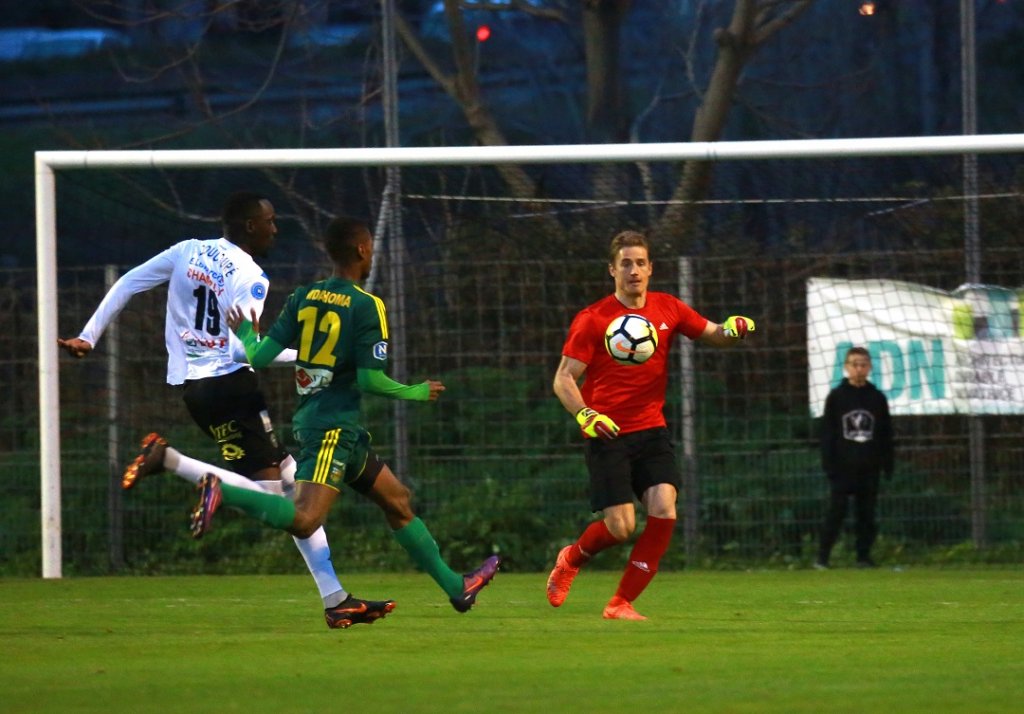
[393,12,460,97]
[446,0,568,22]
[753,0,815,46]
[114,3,300,149]
[654,0,817,252]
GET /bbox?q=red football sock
[614,516,676,602]
[567,519,621,567]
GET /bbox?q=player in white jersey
[58,192,389,629]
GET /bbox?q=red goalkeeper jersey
[561,291,708,436]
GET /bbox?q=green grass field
[1,568,1022,713]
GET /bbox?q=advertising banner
[807,278,1024,416]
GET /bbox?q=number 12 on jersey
[297,306,339,367]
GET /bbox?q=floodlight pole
[961,0,986,548]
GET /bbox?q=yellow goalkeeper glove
[576,407,620,440]
[722,315,756,339]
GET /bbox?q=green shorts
[293,425,383,494]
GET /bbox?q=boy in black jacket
[816,346,893,569]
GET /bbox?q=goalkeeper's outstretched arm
[699,315,757,348]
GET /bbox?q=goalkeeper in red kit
[549,230,756,620]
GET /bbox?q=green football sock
[393,517,464,598]
[220,481,296,530]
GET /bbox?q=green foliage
[5,362,1024,577]
[421,464,592,573]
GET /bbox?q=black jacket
[821,378,894,478]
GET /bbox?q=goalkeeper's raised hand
[722,315,756,339]
[576,407,620,440]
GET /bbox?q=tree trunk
[397,2,537,199]
[654,0,814,254]
[583,0,631,204]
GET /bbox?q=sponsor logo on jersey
[373,341,388,360]
[180,330,228,350]
[194,242,239,277]
[251,282,266,300]
[210,420,242,441]
[186,267,226,296]
[659,322,669,330]
[221,443,245,461]
[295,366,334,395]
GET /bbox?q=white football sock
[163,447,267,493]
[163,447,344,606]
[278,455,343,604]
[252,479,284,495]
[294,527,346,607]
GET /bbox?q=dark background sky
[3,0,1023,268]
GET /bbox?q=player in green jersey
[193,216,500,614]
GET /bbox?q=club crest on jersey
[251,282,266,300]
[373,341,388,360]
[328,460,346,484]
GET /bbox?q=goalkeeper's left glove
[722,315,756,339]
[576,407,620,440]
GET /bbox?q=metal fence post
[962,0,986,548]
[678,257,698,562]
[105,265,124,570]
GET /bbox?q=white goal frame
[35,133,1024,577]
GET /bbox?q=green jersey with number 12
[266,276,390,430]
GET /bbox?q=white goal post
[35,133,1024,578]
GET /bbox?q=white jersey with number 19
[77,237,270,385]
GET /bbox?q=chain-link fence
[4,242,1022,576]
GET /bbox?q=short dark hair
[323,216,370,265]
[608,230,649,264]
[846,346,871,361]
[222,191,268,233]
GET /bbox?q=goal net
[21,135,1024,578]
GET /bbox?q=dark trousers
[818,472,879,563]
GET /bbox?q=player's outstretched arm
[57,337,93,359]
[72,247,179,351]
[699,315,756,348]
[357,370,444,401]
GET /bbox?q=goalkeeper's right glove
[576,407,620,440]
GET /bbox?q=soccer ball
[604,314,659,365]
